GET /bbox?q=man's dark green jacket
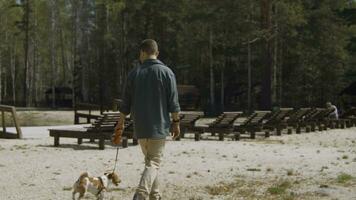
[120,59,180,139]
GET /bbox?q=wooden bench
[178,112,242,141]
[304,108,335,131]
[178,112,204,140]
[337,107,356,128]
[285,108,314,134]
[74,103,103,124]
[0,105,22,139]
[204,112,243,141]
[50,112,135,150]
[234,111,271,139]
[263,108,294,135]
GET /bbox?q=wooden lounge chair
[205,112,243,141]
[337,107,356,128]
[285,108,315,134]
[234,111,271,139]
[74,103,102,124]
[0,105,22,139]
[262,108,294,136]
[178,112,203,140]
[49,112,135,150]
[297,108,327,132]
[307,108,335,131]
[180,112,242,141]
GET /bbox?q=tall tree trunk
[260,0,273,110]
[59,26,67,84]
[220,65,224,112]
[247,41,252,112]
[271,4,278,106]
[71,1,78,107]
[278,40,284,106]
[11,45,16,105]
[32,35,37,106]
[0,49,2,103]
[23,0,30,107]
[209,26,215,113]
[50,0,57,108]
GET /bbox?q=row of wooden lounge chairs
[179,107,356,141]
[49,107,356,149]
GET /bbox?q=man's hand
[112,124,124,145]
[171,122,180,140]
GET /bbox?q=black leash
[112,146,119,173]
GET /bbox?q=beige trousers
[136,139,165,200]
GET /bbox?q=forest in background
[0,0,355,112]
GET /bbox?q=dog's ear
[104,172,108,176]
[107,173,113,179]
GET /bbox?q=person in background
[112,39,181,200]
[326,102,339,120]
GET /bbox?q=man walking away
[112,39,181,200]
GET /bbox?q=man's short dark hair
[140,39,158,55]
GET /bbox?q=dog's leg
[97,191,105,200]
[77,186,86,200]
[78,192,85,200]
[72,191,76,200]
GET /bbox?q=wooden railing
[0,105,22,139]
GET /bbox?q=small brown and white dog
[72,171,121,200]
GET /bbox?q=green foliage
[0,0,354,108]
[337,173,353,184]
[267,180,291,195]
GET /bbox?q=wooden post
[11,107,22,138]
[99,138,105,150]
[77,138,83,144]
[234,133,240,141]
[287,128,292,134]
[194,133,200,141]
[265,131,270,138]
[122,137,128,148]
[311,123,315,132]
[250,131,256,139]
[306,126,311,133]
[1,111,6,135]
[296,126,301,134]
[54,136,60,146]
[133,138,138,145]
[318,125,323,132]
[218,133,224,141]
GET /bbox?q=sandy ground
[0,126,355,200]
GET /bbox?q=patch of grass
[337,173,353,184]
[342,155,349,159]
[267,181,291,195]
[246,168,261,172]
[62,186,72,191]
[320,166,328,172]
[189,197,203,200]
[13,144,30,150]
[206,183,234,195]
[287,169,294,176]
